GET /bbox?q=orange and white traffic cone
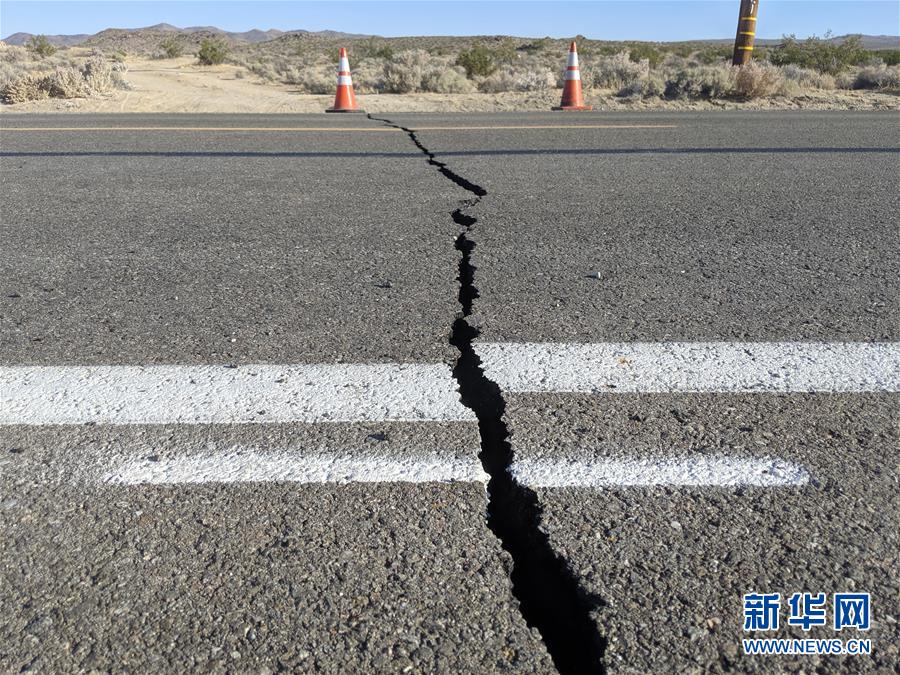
[552,41,593,111]
[326,48,364,113]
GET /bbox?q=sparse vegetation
[846,64,900,90]
[197,38,228,65]
[1,45,128,103]
[383,49,430,93]
[663,64,736,100]
[159,37,184,59]
[26,35,57,58]
[770,34,867,75]
[734,62,784,99]
[2,28,898,108]
[456,44,498,78]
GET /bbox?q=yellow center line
[1,124,678,132]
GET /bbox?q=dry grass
[734,62,784,99]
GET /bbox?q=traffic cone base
[553,41,592,111]
[326,48,364,113]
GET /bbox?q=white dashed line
[0,364,474,425]
[476,342,900,393]
[104,450,488,485]
[511,455,810,488]
[101,451,808,488]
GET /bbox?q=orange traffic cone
[326,48,364,113]
[552,41,592,111]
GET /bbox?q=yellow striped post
[732,0,760,65]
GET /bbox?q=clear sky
[1,1,898,41]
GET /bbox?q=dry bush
[296,67,335,94]
[1,51,124,103]
[382,50,430,93]
[421,66,475,93]
[478,64,555,93]
[477,70,517,93]
[846,64,900,90]
[618,71,666,98]
[1,72,54,102]
[779,63,836,90]
[81,58,113,94]
[664,64,736,99]
[347,58,383,92]
[51,66,86,97]
[250,61,278,82]
[734,62,784,99]
[588,51,649,90]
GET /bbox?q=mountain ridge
[3,25,897,50]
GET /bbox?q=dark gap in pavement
[369,114,605,675]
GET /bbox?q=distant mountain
[847,34,900,49]
[2,25,896,51]
[2,25,300,49]
[3,31,91,46]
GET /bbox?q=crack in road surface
[369,114,605,674]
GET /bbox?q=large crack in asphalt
[369,114,605,674]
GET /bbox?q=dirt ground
[2,56,898,113]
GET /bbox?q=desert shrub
[477,70,517,93]
[382,50,429,93]
[512,67,556,91]
[247,60,277,82]
[81,58,115,94]
[664,64,735,99]
[26,35,57,58]
[779,63,835,89]
[628,43,664,67]
[491,39,518,65]
[618,71,665,98]
[734,62,784,98]
[197,38,228,66]
[590,51,648,90]
[355,38,394,61]
[875,49,900,66]
[50,66,86,97]
[477,65,555,93]
[695,44,733,65]
[847,64,900,90]
[159,37,183,59]
[456,43,497,78]
[661,53,692,70]
[770,34,866,75]
[520,37,553,53]
[1,72,53,102]
[421,66,475,93]
[296,67,334,94]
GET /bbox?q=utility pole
[732,0,760,66]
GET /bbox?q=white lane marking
[0,364,475,425]
[105,450,487,485]
[476,342,900,393]
[101,449,807,489]
[512,455,810,488]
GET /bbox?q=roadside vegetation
[226,32,900,99]
[2,31,898,105]
[0,42,130,103]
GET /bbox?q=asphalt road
[1,111,898,673]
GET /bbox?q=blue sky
[2,1,898,41]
